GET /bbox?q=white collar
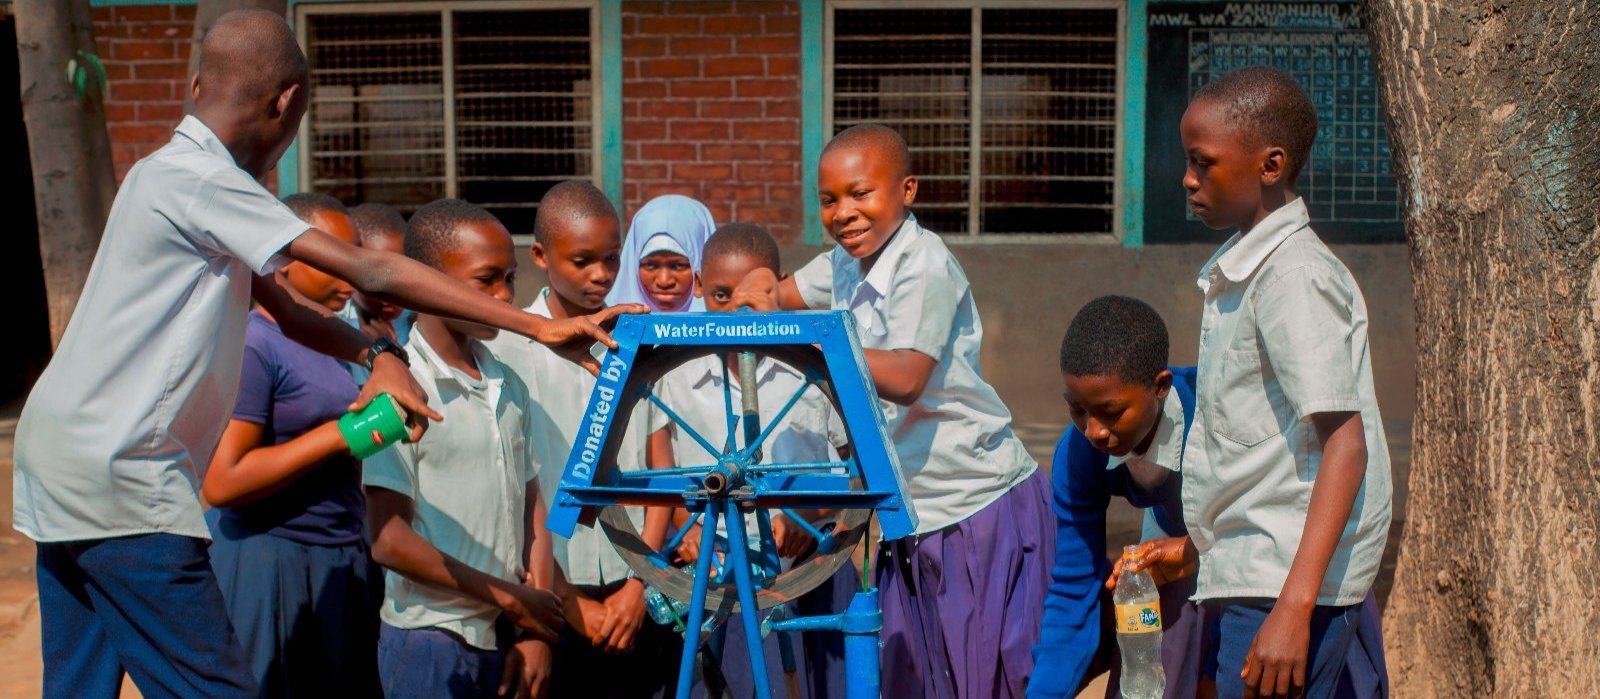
[1106,388,1186,473]
[174,115,238,164]
[1196,197,1311,291]
[842,215,920,297]
[410,324,495,391]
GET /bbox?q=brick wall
[622,0,804,242]
[92,4,194,182]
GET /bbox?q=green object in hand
[339,393,410,459]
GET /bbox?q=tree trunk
[13,0,117,347]
[1360,1,1599,696]
[182,0,288,114]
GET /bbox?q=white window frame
[824,0,1127,243]
[294,0,604,244]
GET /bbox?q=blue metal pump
[549,311,917,699]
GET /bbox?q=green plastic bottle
[338,393,410,459]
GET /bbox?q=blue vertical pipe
[675,507,723,699]
[723,500,774,699]
[844,589,881,699]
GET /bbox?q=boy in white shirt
[735,125,1052,699]
[364,199,568,699]
[659,223,855,699]
[13,12,629,699]
[1178,66,1392,699]
[486,180,681,698]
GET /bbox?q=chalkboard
[1143,2,1403,243]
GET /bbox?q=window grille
[829,2,1122,237]
[299,2,599,237]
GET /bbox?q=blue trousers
[1201,598,1362,699]
[209,519,381,698]
[377,623,505,699]
[36,533,256,699]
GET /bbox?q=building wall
[621,1,804,239]
[91,3,194,181]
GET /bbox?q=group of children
[9,9,1393,699]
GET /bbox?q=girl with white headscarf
[606,194,715,312]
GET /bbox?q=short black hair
[1059,295,1169,386]
[197,10,309,108]
[533,180,618,246]
[823,123,912,179]
[281,191,347,222]
[1193,65,1318,183]
[349,202,407,246]
[703,223,780,272]
[405,198,502,269]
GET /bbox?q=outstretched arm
[203,419,349,508]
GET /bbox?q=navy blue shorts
[36,533,256,699]
[1201,598,1362,699]
[377,623,505,699]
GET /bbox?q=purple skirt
[876,468,1055,698]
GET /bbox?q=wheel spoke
[742,379,813,460]
[644,387,722,461]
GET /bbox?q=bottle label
[1114,602,1162,634]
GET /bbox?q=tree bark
[182,0,288,114]
[13,0,117,347]
[1360,1,1599,696]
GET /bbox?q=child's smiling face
[1181,96,1272,231]
[818,144,917,263]
[534,214,622,312]
[1061,370,1172,457]
[436,220,517,340]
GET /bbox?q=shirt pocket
[1207,345,1295,448]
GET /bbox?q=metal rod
[674,507,722,699]
[646,389,723,461]
[724,500,774,699]
[744,379,813,460]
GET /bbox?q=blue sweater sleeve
[1029,430,1110,699]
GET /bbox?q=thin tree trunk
[1360,1,1600,696]
[13,0,117,347]
[182,0,288,114]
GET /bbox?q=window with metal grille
[297,1,599,238]
[828,2,1122,238]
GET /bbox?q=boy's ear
[188,73,202,104]
[1152,369,1174,401]
[1259,146,1287,187]
[694,271,704,298]
[900,175,919,207]
[273,83,303,123]
[529,241,550,271]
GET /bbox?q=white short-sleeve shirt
[13,116,310,542]
[486,288,667,587]
[1115,390,1185,542]
[1182,198,1393,605]
[790,216,1037,533]
[363,329,539,650]
[655,353,846,544]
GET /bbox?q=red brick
[733,121,797,141]
[736,79,795,99]
[130,22,189,41]
[624,121,667,141]
[735,0,788,13]
[765,14,801,34]
[643,183,699,199]
[640,143,698,161]
[625,183,642,204]
[625,37,668,57]
[623,100,641,118]
[706,203,732,223]
[104,103,136,122]
[639,58,698,79]
[623,15,638,34]
[703,143,764,161]
[626,163,670,181]
[95,21,132,40]
[708,184,766,202]
[112,6,172,22]
[704,16,761,34]
[110,123,175,145]
[643,100,697,119]
[627,81,669,99]
[178,42,192,60]
[703,56,764,78]
[95,37,113,56]
[669,80,732,98]
[674,163,733,180]
[763,143,800,162]
[670,120,730,140]
[102,63,132,81]
[174,5,196,21]
[665,1,733,14]
[701,100,762,119]
[112,41,176,61]
[93,8,113,23]
[735,37,795,54]
[765,99,799,119]
[737,205,789,223]
[623,61,639,80]
[671,37,732,56]
[134,62,188,81]
[737,163,794,182]
[111,81,175,101]
[624,142,641,160]
[767,184,800,203]
[638,16,700,35]
[137,103,185,122]
[767,56,799,77]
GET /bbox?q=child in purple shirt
[202,193,378,698]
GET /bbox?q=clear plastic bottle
[643,583,690,628]
[1113,545,1166,699]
